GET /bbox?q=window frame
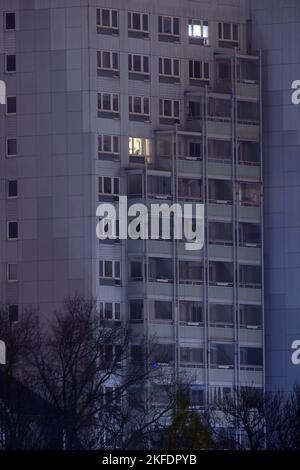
[5,54,16,73]
[128,11,149,33]
[129,95,150,117]
[189,59,210,81]
[7,221,18,240]
[128,54,150,75]
[97,50,119,71]
[98,93,119,113]
[6,138,17,157]
[129,137,151,158]
[96,8,118,30]
[98,134,119,155]
[6,96,17,115]
[7,263,18,282]
[218,22,239,44]
[4,12,15,31]
[158,15,180,37]
[99,260,121,280]
[188,19,209,42]
[100,301,121,321]
[7,180,18,199]
[159,98,180,119]
[98,176,120,196]
[159,57,180,78]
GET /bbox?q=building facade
[0,0,263,405]
[251,0,300,392]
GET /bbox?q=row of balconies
[127,197,261,222]
[127,240,261,263]
[158,158,261,180]
[131,322,262,344]
[127,281,262,303]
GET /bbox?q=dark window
[130,301,143,322]
[5,12,15,30]
[7,97,16,114]
[8,221,18,239]
[8,304,18,323]
[8,180,18,198]
[7,138,17,156]
[6,54,16,72]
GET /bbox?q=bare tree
[205,386,300,450]
[30,295,182,450]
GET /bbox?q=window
[179,301,203,324]
[189,60,209,81]
[128,54,149,75]
[129,137,151,158]
[152,343,174,365]
[98,176,119,196]
[98,93,119,114]
[130,260,143,280]
[99,260,121,281]
[96,8,118,30]
[240,305,262,328]
[129,96,150,117]
[5,54,16,73]
[8,305,18,323]
[240,347,263,368]
[7,221,18,240]
[210,304,234,326]
[6,138,17,157]
[100,302,121,321]
[239,265,261,288]
[128,12,149,34]
[158,16,180,38]
[7,180,18,198]
[180,347,203,366]
[188,19,209,44]
[154,301,172,321]
[218,22,239,47]
[179,261,203,283]
[211,343,234,367]
[97,51,118,71]
[6,96,16,114]
[103,345,122,364]
[5,12,15,31]
[7,263,17,282]
[159,58,180,78]
[130,300,144,322]
[159,99,180,120]
[189,386,204,407]
[98,135,119,155]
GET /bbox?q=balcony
[239,369,263,386]
[158,156,202,175]
[239,328,263,344]
[237,162,260,181]
[209,368,235,383]
[238,245,261,263]
[179,325,204,340]
[207,160,232,178]
[208,243,233,260]
[206,118,231,139]
[237,122,259,141]
[236,81,259,101]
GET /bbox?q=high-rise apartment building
[0,0,263,405]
